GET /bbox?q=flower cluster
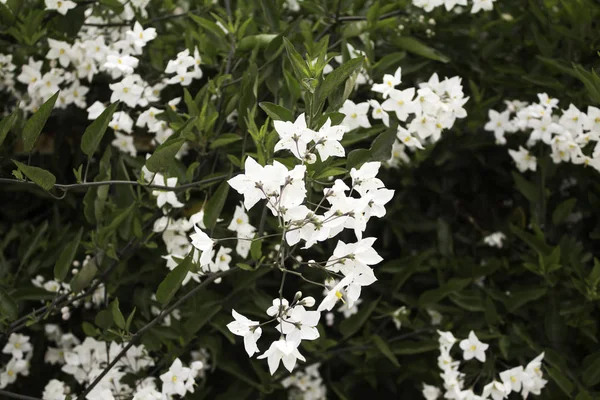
[32,257,106,320]
[37,327,206,400]
[411,0,497,13]
[423,330,547,400]
[212,109,393,374]
[281,363,327,400]
[0,334,32,389]
[485,93,600,173]
[337,68,468,167]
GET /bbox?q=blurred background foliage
[1,0,600,399]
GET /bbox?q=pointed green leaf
[156,255,193,305]
[12,160,56,191]
[81,102,119,157]
[340,297,380,339]
[393,37,450,63]
[203,180,230,230]
[259,102,294,121]
[317,56,364,105]
[0,111,16,147]
[22,91,59,152]
[145,117,197,173]
[111,298,126,329]
[54,227,84,281]
[372,334,400,367]
[70,258,98,293]
[0,288,18,321]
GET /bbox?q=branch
[77,268,237,399]
[0,390,43,400]
[1,212,161,338]
[337,9,406,22]
[0,175,228,193]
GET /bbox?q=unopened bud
[301,296,315,307]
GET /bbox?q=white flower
[2,333,32,359]
[500,366,527,393]
[45,0,77,15]
[257,339,306,375]
[281,305,321,345]
[372,67,401,98]
[227,204,250,232]
[350,161,384,196]
[484,109,513,145]
[126,22,157,52]
[46,39,72,67]
[160,358,191,397]
[368,100,390,127]
[508,146,537,172]
[104,54,139,76]
[339,100,371,131]
[313,118,347,161]
[226,309,262,357]
[397,126,423,149]
[111,132,137,157]
[483,232,506,248]
[471,0,496,13]
[273,113,316,161]
[42,379,68,400]
[459,331,489,362]
[422,383,441,400]
[87,101,106,120]
[189,225,214,267]
[482,380,509,400]
[152,176,184,209]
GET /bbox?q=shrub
[0,0,599,399]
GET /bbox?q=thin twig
[336,9,406,22]
[0,175,227,193]
[77,268,237,399]
[0,390,43,400]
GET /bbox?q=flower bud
[301,296,315,307]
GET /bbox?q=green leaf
[259,102,294,121]
[70,259,98,293]
[250,238,262,261]
[146,138,186,173]
[21,91,59,152]
[391,340,438,355]
[125,307,136,331]
[111,298,126,329]
[238,34,278,51]
[546,366,573,396]
[80,102,119,157]
[203,180,230,230]
[145,117,197,173]
[0,288,18,321]
[317,57,364,105]
[552,198,577,226]
[210,133,243,149]
[156,255,192,305]
[340,297,380,339]
[95,308,113,329]
[12,160,56,191]
[54,227,83,281]
[505,287,547,312]
[371,126,397,161]
[346,148,371,170]
[582,353,600,387]
[372,334,400,367]
[236,263,255,271]
[393,37,450,63]
[418,278,471,306]
[512,171,539,203]
[184,305,222,340]
[0,111,16,147]
[283,37,310,81]
[315,167,347,180]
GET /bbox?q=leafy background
[1,0,600,398]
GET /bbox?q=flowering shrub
[1,0,600,399]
